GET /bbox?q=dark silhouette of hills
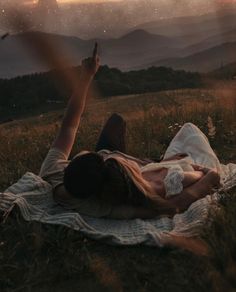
[182,29,236,56]
[0,30,181,78]
[210,62,236,79]
[0,65,202,121]
[117,29,172,46]
[1,9,236,78]
[149,42,236,72]
[135,10,236,45]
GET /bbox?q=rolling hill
[182,29,236,56]
[135,10,236,45]
[1,9,236,78]
[210,61,236,78]
[0,30,182,78]
[147,42,236,72]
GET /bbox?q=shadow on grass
[1,187,236,292]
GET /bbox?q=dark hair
[101,158,148,206]
[63,152,105,199]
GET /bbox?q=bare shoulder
[53,184,72,202]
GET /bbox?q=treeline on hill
[0,65,202,121]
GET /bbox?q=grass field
[1,86,236,291]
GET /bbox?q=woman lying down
[39,44,221,219]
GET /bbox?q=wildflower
[207,116,216,139]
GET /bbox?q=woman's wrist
[72,74,93,94]
[201,167,211,174]
[79,73,94,84]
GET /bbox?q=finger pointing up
[93,42,98,59]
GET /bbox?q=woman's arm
[182,165,219,188]
[182,171,204,188]
[97,169,220,220]
[169,170,220,212]
[147,170,220,214]
[52,44,100,158]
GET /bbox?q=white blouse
[141,157,195,198]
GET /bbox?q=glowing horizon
[59,0,121,2]
[24,0,121,4]
[20,0,236,8]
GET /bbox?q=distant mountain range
[0,10,236,78]
[0,30,182,78]
[210,61,236,78]
[134,11,236,44]
[143,42,236,73]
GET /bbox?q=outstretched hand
[81,42,100,78]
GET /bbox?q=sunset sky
[14,0,236,6]
[1,0,236,39]
[1,0,236,10]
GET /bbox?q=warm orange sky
[21,0,236,6]
[29,0,236,2]
[26,0,121,3]
[59,0,120,2]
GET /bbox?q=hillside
[1,9,236,77]
[135,10,236,44]
[148,42,236,72]
[182,29,236,56]
[1,87,236,291]
[210,61,236,79]
[0,30,181,78]
[0,65,202,122]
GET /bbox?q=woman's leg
[95,113,127,153]
[163,123,221,172]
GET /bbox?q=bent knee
[182,122,197,130]
[181,122,203,134]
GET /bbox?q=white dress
[141,157,195,198]
[163,123,221,172]
[141,123,222,198]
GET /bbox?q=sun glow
[24,0,121,3]
[20,0,236,8]
[59,0,121,3]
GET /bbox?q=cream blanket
[0,123,236,246]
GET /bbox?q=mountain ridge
[148,42,236,72]
[1,10,236,78]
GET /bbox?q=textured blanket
[1,123,236,247]
[0,166,236,247]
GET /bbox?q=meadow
[1,85,236,291]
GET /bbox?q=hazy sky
[23,0,121,3]
[7,0,236,8]
[3,0,236,14]
[1,0,236,38]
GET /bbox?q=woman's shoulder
[53,184,72,203]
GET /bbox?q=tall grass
[0,87,236,291]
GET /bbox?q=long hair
[111,157,154,197]
[102,156,176,213]
[64,152,106,199]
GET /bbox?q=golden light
[23,0,121,4]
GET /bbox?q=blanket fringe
[2,204,15,223]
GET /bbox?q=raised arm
[53,43,100,158]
